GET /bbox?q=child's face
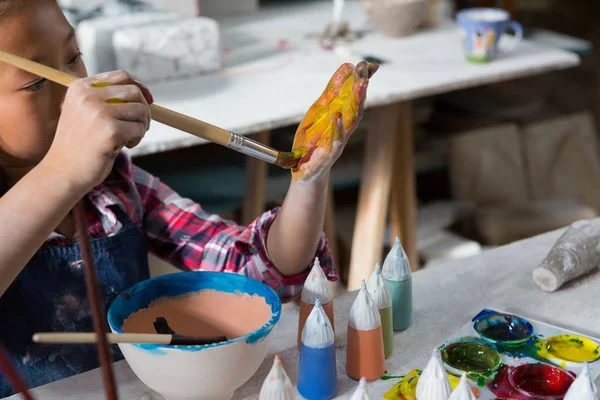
[0,0,87,168]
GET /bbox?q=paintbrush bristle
[275,151,301,169]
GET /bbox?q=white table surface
[9,220,600,399]
[127,0,580,157]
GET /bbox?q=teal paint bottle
[382,237,413,331]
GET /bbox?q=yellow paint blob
[383,369,480,400]
[538,334,600,364]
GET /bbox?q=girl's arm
[0,164,81,296]
[0,71,151,297]
[266,174,329,276]
[267,61,377,276]
[135,157,335,303]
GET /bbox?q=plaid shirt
[44,152,337,302]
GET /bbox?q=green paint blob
[381,375,404,380]
[441,342,501,374]
[477,376,485,387]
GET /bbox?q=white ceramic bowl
[108,271,282,400]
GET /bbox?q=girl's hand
[291,61,378,182]
[41,70,153,194]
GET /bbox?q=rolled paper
[298,296,337,399]
[366,262,394,358]
[564,362,598,400]
[259,354,295,400]
[533,220,600,292]
[415,348,452,400]
[382,237,413,330]
[298,257,335,347]
[350,378,371,400]
[346,280,386,381]
[448,372,476,400]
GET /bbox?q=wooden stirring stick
[33,332,228,346]
[73,203,118,400]
[0,50,299,169]
[0,342,34,400]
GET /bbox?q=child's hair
[0,1,15,16]
[0,1,10,11]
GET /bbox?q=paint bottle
[366,262,393,358]
[564,362,598,400]
[297,296,337,399]
[259,354,295,400]
[382,236,412,331]
[415,348,452,400]
[350,378,371,400]
[448,372,476,400]
[346,280,386,381]
[298,257,334,348]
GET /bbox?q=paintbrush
[32,332,228,346]
[0,50,300,169]
[73,203,118,400]
[0,342,34,400]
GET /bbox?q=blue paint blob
[473,311,533,347]
[107,271,282,354]
[472,308,498,322]
[297,343,337,399]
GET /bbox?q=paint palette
[384,307,600,400]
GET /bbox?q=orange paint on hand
[291,61,378,180]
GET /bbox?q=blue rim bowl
[108,271,282,353]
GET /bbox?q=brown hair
[0,1,12,15]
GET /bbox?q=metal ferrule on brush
[227,133,278,164]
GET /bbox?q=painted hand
[291,61,378,181]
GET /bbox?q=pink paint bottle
[298,257,334,348]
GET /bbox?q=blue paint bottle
[382,237,413,331]
[297,297,337,399]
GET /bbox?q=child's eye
[23,78,47,92]
[68,51,82,66]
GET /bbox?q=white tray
[438,307,600,399]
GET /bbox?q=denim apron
[0,205,150,397]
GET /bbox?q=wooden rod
[0,342,34,400]
[149,104,232,147]
[73,203,118,400]
[32,332,228,346]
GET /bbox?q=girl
[0,0,371,396]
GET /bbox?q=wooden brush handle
[0,51,233,147]
[0,51,77,86]
[0,343,34,400]
[33,333,173,345]
[150,105,232,147]
[73,203,118,400]
[33,332,228,346]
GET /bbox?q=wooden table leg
[347,103,404,291]
[389,102,420,271]
[242,131,270,225]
